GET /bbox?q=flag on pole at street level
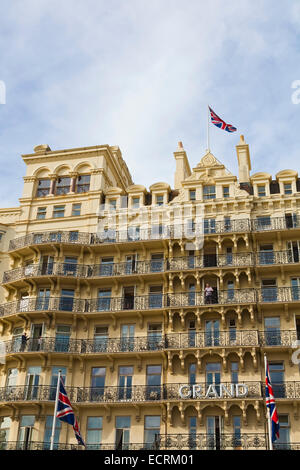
[209,106,237,133]
[56,377,86,447]
[265,358,280,442]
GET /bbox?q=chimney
[173,141,191,190]
[236,135,251,183]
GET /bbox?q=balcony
[4,330,261,356]
[0,382,263,405]
[0,290,259,318]
[2,436,298,451]
[8,216,300,252]
[159,433,268,450]
[259,330,298,347]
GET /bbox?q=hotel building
[0,137,300,450]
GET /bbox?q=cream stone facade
[0,137,300,450]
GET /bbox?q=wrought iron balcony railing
[158,433,268,450]
[2,255,254,284]
[0,290,258,318]
[2,382,300,404]
[0,382,263,404]
[2,437,297,451]
[8,216,300,252]
[4,250,300,284]
[4,330,297,356]
[2,288,300,318]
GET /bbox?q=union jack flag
[265,358,280,443]
[209,106,237,133]
[56,377,86,447]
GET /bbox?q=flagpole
[207,105,210,152]
[50,369,61,451]
[264,354,273,450]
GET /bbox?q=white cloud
[0,0,300,206]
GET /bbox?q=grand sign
[179,383,249,399]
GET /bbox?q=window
[121,324,135,351]
[86,417,102,450]
[256,216,271,230]
[18,415,35,449]
[156,195,164,206]
[64,257,78,275]
[37,207,46,220]
[264,317,281,345]
[269,362,285,398]
[189,190,196,201]
[55,177,71,195]
[43,416,61,449]
[224,217,231,232]
[72,203,81,216]
[144,416,160,449]
[189,416,197,449]
[223,186,230,198]
[257,185,266,197]
[100,257,114,276]
[189,363,196,385]
[59,289,74,311]
[118,367,133,400]
[148,324,162,349]
[128,226,140,241]
[53,205,65,218]
[36,179,50,197]
[261,279,277,302]
[274,415,290,450]
[98,289,112,311]
[149,285,163,308]
[94,326,108,352]
[146,365,162,400]
[91,367,106,400]
[233,416,241,447]
[55,325,71,352]
[6,368,18,388]
[116,416,130,450]
[0,231,4,242]
[204,218,216,234]
[150,253,164,272]
[231,362,239,384]
[132,197,140,208]
[284,183,292,195]
[109,199,117,210]
[76,175,90,193]
[203,185,216,200]
[0,417,12,450]
[259,245,274,265]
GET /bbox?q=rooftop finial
[178,141,184,150]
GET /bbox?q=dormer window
[203,185,216,200]
[109,199,117,210]
[189,190,196,201]
[76,175,90,193]
[258,185,266,197]
[223,186,230,198]
[156,195,164,206]
[132,197,140,208]
[284,183,292,195]
[36,179,51,197]
[55,177,71,195]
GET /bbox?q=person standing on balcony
[204,283,214,304]
[21,332,29,351]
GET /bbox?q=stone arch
[73,161,94,173]
[33,166,51,178]
[53,164,71,176]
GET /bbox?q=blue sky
[0,0,300,207]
